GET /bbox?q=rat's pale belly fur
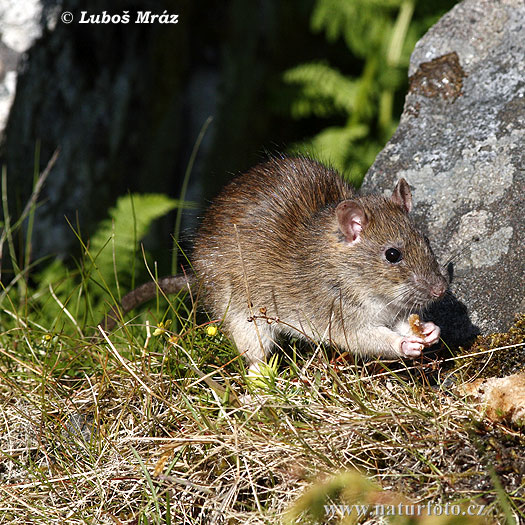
[200,275,439,367]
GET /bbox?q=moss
[455,314,525,378]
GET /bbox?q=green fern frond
[311,0,402,57]
[89,193,181,280]
[35,193,188,331]
[284,62,359,117]
[290,124,368,175]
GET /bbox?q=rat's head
[335,179,447,311]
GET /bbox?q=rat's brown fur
[192,156,447,365]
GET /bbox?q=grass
[0,162,523,524]
[0,302,523,523]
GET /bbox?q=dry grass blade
[0,314,523,523]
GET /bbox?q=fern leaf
[89,193,183,283]
[311,0,400,58]
[291,124,368,175]
[33,194,186,331]
[284,62,359,117]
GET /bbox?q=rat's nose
[430,279,447,298]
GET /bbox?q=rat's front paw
[420,322,440,346]
[398,324,440,358]
[400,338,424,358]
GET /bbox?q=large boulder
[363,0,524,344]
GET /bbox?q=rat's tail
[99,274,194,332]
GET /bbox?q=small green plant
[245,353,281,391]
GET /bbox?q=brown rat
[102,156,447,368]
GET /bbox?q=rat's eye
[385,247,403,264]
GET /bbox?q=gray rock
[0,0,42,134]
[363,0,524,343]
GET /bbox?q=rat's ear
[336,200,368,245]
[391,178,412,213]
